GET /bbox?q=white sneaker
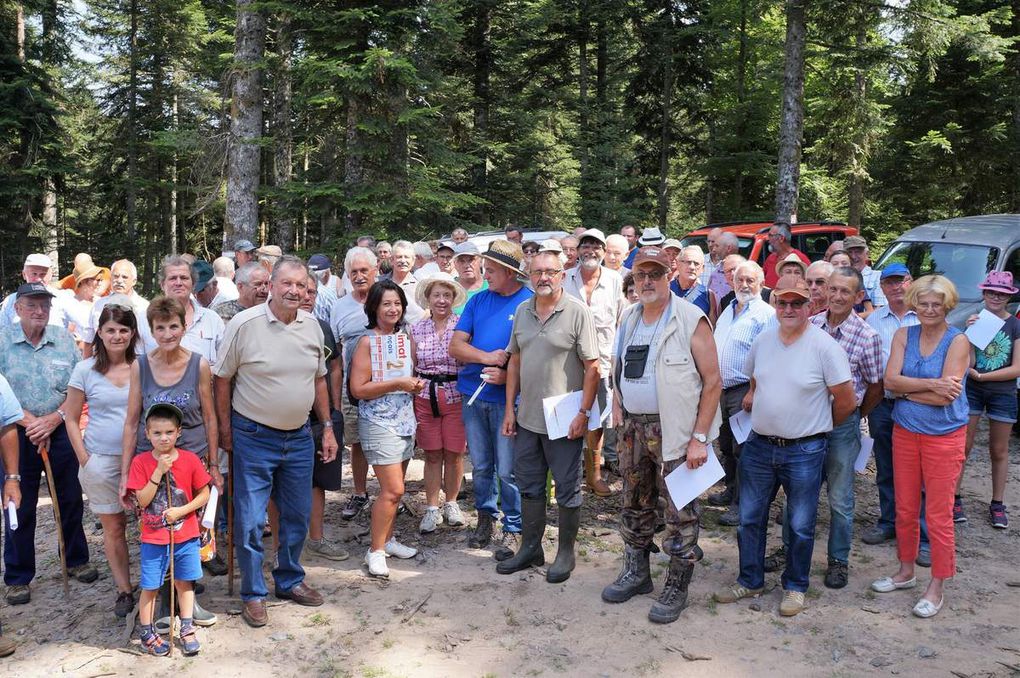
[420,507,441,534]
[365,549,389,578]
[384,538,418,559]
[443,501,465,526]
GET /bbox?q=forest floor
[3,419,1019,678]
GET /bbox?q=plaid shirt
[811,311,882,405]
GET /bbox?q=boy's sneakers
[990,503,1009,529]
[179,620,201,656]
[953,497,967,523]
[443,502,465,527]
[420,507,441,534]
[140,626,170,656]
[342,493,371,520]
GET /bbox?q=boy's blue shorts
[140,537,203,590]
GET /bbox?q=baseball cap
[632,246,672,271]
[662,238,683,251]
[843,235,867,250]
[191,260,215,293]
[24,253,53,269]
[234,239,256,253]
[638,227,666,247]
[145,402,183,427]
[307,254,332,272]
[15,282,55,300]
[772,274,811,300]
[538,239,563,254]
[436,241,455,254]
[578,228,607,246]
[452,241,480,260]
[880,263,910,280]
[256,245,283,258]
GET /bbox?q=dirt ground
[3,419,1019,678]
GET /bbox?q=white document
[966,309,1007,351]
[664,444,725,511]
[201,486,219,529]
[6,500,17,531]
[542,390,604,440]
[854,435,875,474]
[729,409,752,445]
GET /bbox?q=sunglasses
[633,270,668,282]
[775,299,808,309]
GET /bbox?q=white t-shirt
[68,358,130,455]
[745,324,852,438]
[617,306,671,415]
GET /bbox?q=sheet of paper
[854,435,875,474]
[966,309,1007,351]
[542,390,604,440]
[664,444,724,511]
[729,409,752,445]
[369,333,413,382]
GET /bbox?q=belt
[415,371,458,418]
[754,431,827,448]
[723,382,750,393]
[624,411,660,423]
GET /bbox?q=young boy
[127,403,211,656]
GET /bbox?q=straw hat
[59,253,103,289]
[415,271,467,309]
[774,252,807,277]
[480,239,524,274]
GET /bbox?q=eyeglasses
[530,268,563,278]
[775,299,808,309]
[806,278,828,287]
[632,270,667,282]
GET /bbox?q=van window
[793,232,841,261]
[876,242,999,302]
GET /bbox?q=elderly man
[559,235,580,269]
[375,241,393,274]
[708,233,739,300]
[716,253,748,309]
[0,284,98,606]
[214,256,337,627]
[862,263,930,563]
[451,228,469,244]
[390,241,424,322]
[0,254,88,331]
[82,259,151,356]
[193,261,219,308]
[413,241,440,278]
[330,247,379,521]
[601,246,721,623]
[504,226,523,244]
[450,241,533,557]
[436,242,455,275]
[234,239,257,267]
[212,256,240,303]
[563,229,624,496]
[762,223,809,288]
[843,235,886,311]
[805,260,834,315]
[801,266,883,589]
[605,234,630,274]
[214,262,270,323]
[498,250,599,583]
[306,254,339,323]
[713,275,854,617]
[256,245,283,271]
[671,246,717,323]
[452,242,487,313]
[1,374,24,655]
[702,227,723,288]
[710,261,775,527]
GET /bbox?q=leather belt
[754,431,827,448]
[624,411,660,423]
[415,371,458,418]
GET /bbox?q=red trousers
[892,424,966,579]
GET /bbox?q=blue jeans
[463,399,521,532]
[231,412,314,602]
[870,400,929,546]
[738,432,826,593]
[825,410,860,563]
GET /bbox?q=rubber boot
[601,544,653,603]
[546,505,580,583]
[648,557,695,624]
[585,448,612,497]
[496,497,546,575]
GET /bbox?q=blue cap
[307,254,332,272]
[192,260,215,293]
[880,263,910,280]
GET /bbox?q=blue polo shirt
[0,374,23,426]
[455,286,534,404]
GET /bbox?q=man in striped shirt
[710,261,775,526]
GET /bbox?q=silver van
[874,214,1020,327]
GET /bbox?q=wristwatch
[4,474,20,483]
[692,432,709,444]
[579,408,591,418]
[56,408,66,422]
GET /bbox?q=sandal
[179,624,201,655]
[912,596,944,618]
[140,631,171,657]
[870,576,917,593]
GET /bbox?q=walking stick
[166,479,175,657]
[227,448,234,596]
[39,441,70,597]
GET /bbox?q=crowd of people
[0,222,1016,657]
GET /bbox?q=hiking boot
[6,585,29,605]
[717,505,740,527]
[764,546,786,573]
[202,554,228,576]
[713,582,763,604]
[602,545,654,603]
[304,538,351,561]
[990,503,1009,529]
[823,558,848,589]
[443,501,465,527]
[467,512,494,549]
[341,493,371,521]
[861,525,896,545]
[648,558,695,624]
[779,590,806,616]
[0,632,15,657]
[496,498,546,575]
[585,449,612,497]
[707,486,733,507]
[114,591,135,618]
[915,544,931,568]
[69,562,99,583]
[419,507,441,534]
[492,530,519,562]
[953,497,967,523]
[546,506,579,583]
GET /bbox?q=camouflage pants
[618,415,702,560]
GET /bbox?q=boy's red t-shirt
[126,448,211,545]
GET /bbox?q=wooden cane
[39,441,70,597]
[166,479,175,657]
[226,448,234,596]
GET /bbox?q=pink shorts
[414,396,467,453]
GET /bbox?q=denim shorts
[358,419,414,466]
[140,537,203,590]
[966,381,1018,423]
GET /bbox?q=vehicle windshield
[680,235,755,260]
[875,241,999,302]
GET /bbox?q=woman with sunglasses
[957,271,1020,528]
[64,303,138,617]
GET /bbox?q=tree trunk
[272,12,294,249]
[226,0,266,245]
[656,4,675,229]
[16,2,24,61]
[1010,0,1020,211]
[578,0,591,215]
[470,0,492,227]
[846,23,868,228]
[734,0,748,213]
[774,0,807,224]
[344,97,364,233]
[170,86,179,255]
[126,0,139,259]
[41,0,59,275]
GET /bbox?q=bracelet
[4,474,20,483]
[148,477,159,487]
